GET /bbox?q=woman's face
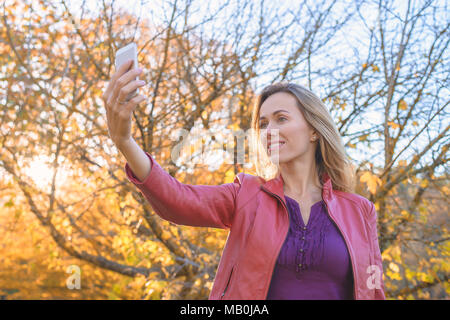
[259,92,317,164]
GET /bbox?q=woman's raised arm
[102,58,241,229]
[124,151,243,229]
[102,58,149,181]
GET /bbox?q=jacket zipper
[260,186,291,300]
[323,201,358,299]
[220,265,235,299]
[366,208,376,299]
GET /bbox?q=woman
[102,60,386,300]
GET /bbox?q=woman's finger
[117,79,146,105]
[110,67,143,107]
[123,94,146,113]
[102,59,134,102]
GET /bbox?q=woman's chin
[268,150,285,164]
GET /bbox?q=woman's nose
[264,128,280,146]
[267,127,280,139]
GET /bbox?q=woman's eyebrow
[259,109,290,120]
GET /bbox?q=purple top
[266,195,354,300]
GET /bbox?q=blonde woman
[102,60,386,300]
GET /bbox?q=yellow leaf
[360,171,382,194]
[405,269,415,280]
[184,104,191,113]
[362,63,368,69]
[388,271,402,281]
[420,179,429,188]
[389,262,400,273]
[205,236,215,245]
[230,122,240,131]
[398,160,407,166]
[334,97,341,105]
[372,64,380,72]
[224,169,235,183]
[348,142,356,149]
[358,134,369,142]
[161,230,171,241]
[399,99,408,110]
[391,245,402,260]
[442,186,449,196]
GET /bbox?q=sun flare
[23,155,71,191]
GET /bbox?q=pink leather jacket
[125,151,386,300]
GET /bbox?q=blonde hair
[249,82,356,193]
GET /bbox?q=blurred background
[0,0,448,299]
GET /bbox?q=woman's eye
[260,117,286,128]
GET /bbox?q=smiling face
[259,91,318,164]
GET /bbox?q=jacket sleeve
[124,151,242,229]
[367,201,386,300]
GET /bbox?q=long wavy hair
[249,82,356,193]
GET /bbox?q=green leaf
[4,198,14,208]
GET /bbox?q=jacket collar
[260,171,333,203]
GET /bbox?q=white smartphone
[115,42,139,100]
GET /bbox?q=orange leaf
[388,121,400,129]
[399,99,408,110]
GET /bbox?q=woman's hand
[102,59,147,148]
